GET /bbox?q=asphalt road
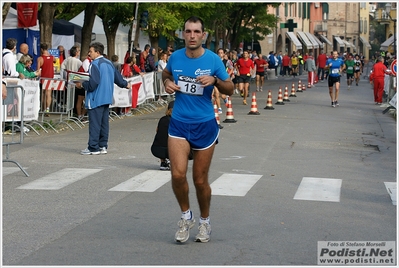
[2,73,397,266]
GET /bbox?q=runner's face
[183,21,205,51]
[333,52,338,59]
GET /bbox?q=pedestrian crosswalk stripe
[2,167,24,176]
[293,177,342,202]
[211,173,262,196]
[384,182,396,205]
[16,168,102,190]
[108,170,170,192]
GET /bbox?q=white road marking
[108,170,171,192]
[384,182,397,205]
[293,177,342,202]
[2,167,24,176]
[211,173,262,196]
[16,168,101,190]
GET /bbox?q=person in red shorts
[370,56,388,105]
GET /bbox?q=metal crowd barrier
[2,84,29,176]
[40,77,82,131]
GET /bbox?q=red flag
[17,3,38,28]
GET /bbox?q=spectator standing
[2,38,22,78]
[343,54,355,90]
[370,56,388,105]
[304,52,316,87]
[17,43,29,61]
[236,50,254,105]
[325,50,344,107]
[162,16,234,243]
[37,43,55,112]
[254,53,268,91]
[145,47,157,72]
[80,42,131,155]
[157,52,168,72]
[62,46,85,120]
[317,51,328,82]
[277,51,283,76]
[298,52,304,75]
[140,44,150,72]
[282,53,291,76]
[111,55,122,73]
[57,45,66,65]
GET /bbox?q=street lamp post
[385,3,397,56]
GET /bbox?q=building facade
[260,2,371,60]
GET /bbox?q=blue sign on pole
[48,49,60,58]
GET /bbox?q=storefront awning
[318,35,333,46]
[334,36,345,47]
[297,31,313,49]
[359,36,372,49]
[286,31,302,50]
[380,35,395,50]
[304,32,321,49]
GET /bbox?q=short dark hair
[6,38,17,50]
[70,46,79,57]
[184,16,204,32]
[89,42,104,55]
[144,44,150,51]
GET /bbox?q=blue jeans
[87,104,109,152]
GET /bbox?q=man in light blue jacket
[81,42,131,155]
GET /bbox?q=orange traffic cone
[223,97,237,123]
[214,100,223,129]
[275,87,285,105]
[264,90,275,110]
[290,83,297,97]
[307,81,311,88]
[283,87,290,102]
[248,92,260,115]
[297,81,303,93]
[302,83,306,91]
[314,71,319,84]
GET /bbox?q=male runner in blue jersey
[162,16,234,243]
[325,51,344,107]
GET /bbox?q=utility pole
[129,2,139,56]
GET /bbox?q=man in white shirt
[2,38,23,78]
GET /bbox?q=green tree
[38,3,58,47]
[97,3,136,57]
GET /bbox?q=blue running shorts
[168,117,219,150]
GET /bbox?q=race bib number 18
[177,75,204,96]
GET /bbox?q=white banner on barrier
[140,72,155,102]
[111,86,131,108]
[3,78,40,122]
[19,79,40,121]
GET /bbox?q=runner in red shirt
[254,53,268,92]
[236,50,254,105]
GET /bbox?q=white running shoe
[175,218,195,243]
[195,222,211,243]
